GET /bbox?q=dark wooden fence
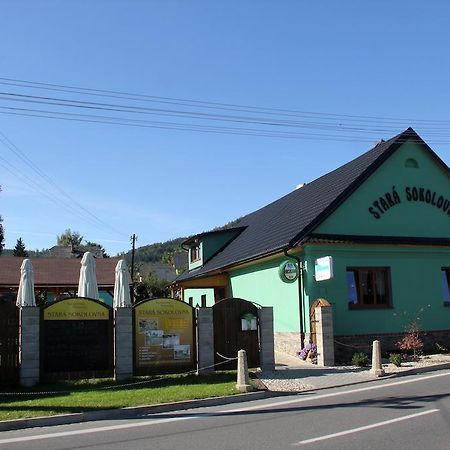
[0,299,19,385]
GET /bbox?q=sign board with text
[42,297,113,377]
[134,298,196,374]
[315,256,334,281]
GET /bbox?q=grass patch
[0,372,242,421]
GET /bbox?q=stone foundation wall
[334,329,450,363]
[274,332,301,356]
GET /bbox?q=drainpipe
[283,248,305,349]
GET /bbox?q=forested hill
[121,217,243,266]
[122,237,187,265]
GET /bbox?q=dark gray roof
[177,128,447,281]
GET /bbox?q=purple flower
[299,343,317,360]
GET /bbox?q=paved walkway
[256,351,450,392]
[256,351,377,392]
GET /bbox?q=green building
[175,128,450,360]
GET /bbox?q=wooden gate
[0,299,19,386]
[213,298,260,370]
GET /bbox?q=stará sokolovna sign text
[368,185,450,219]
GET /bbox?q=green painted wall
[184,288,215,307]
[226,141,450,337]
[226,243,450,336]
[315,141,450,237]
[303,244,450,335]
[306,140,450,335]
[188,230,241,271]
[229,257,303,333]
[187,141,450,338]
[202,230,240,262]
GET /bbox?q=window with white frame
[190,244,201,263]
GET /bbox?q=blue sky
[1,1,450,256]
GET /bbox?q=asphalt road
[1,369,450,449]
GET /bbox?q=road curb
[0,390,275,432]
[1,363,449,433]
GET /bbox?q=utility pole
[130,234,137,303]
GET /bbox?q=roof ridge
[232,128,409,228]
[177,128,439,282]
[287,127,420,245]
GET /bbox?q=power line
[0,130,128,237]
[0,145,84,218]
[1,76,450,126]
[0,77,449,146]
[0,91,415,133]
[0,107,413,143]
[0,86,450,144]
[1,105,450,145]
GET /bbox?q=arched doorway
[310,298,330,345]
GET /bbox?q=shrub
[394,305,429,361]
[352,352,369,367]
[389,353,402,367]
[397,323,423,361]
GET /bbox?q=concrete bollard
[370,340,385,377]
[236,349,253,393]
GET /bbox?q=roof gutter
[283,247,305,350]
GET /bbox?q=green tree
[82,241,110,258]
[124,238,186,264]
[134,272,169,302]
[57,229,83,249]
[13,237,29,257]
[30,248,51,257]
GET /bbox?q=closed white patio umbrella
[77,252,99,300]
[16,258,36,307]
[113,259,131,308]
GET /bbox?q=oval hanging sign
[279,260,299,283]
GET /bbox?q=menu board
[42,298,112,373]
[134,298,194,369]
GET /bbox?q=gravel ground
[256,353,450,392]
[382,353,450,374]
